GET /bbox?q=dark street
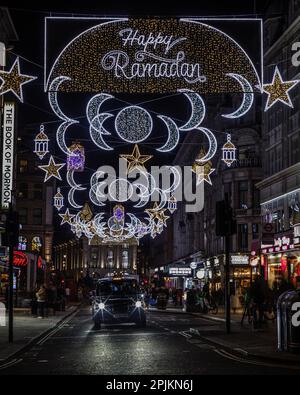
[0,307,298,375]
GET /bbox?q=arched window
[107,250,113,268]
[122,250,129,269]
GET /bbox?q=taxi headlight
[135,301,142,308]
[96,302,105,310]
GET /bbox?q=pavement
[0,306,299,375]
[0,304,79,362]
[149,303,300,365]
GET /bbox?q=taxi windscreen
[96,279,139,296]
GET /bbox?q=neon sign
[13,251,28,267]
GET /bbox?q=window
[238,224,248,251]
[269,145,283,175]
[252,183,260,209]
[19,208,28,225]
[238,181,248,209]
[272,210,285,233]
[18,183,28,199]
[33,183,43,199]
[90,247,98,267]
[19,159,28,173]
[122,250,129,269]
[290,133,300,166]
[107,250,113,268]
[224,183,232,205]
[32,208,42,225]
[252,224,259,240]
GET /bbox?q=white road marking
[214,348,300,370]
[0,358,23,371]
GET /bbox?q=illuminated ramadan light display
[24,17,296,243]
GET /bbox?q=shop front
[0,250,46,304]
[163,264,193,290]
[261,230,300,289]
[230,254,254,294]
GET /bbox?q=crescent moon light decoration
[157,115,180,152]
[66,170,86,209]
[48,76,79,155]
[194,127,218,163]
[221,73,254,119]
[86,93,114,151]
[178,89,206,131]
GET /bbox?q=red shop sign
[37,256,42,269]
[13,251,28,267]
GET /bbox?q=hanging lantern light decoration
[34,124,49,160]
[67,141,85,172]
[53,188,64,211]
[222,134,237,167]
[168,195,177,214]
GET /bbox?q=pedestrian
[57,285,66,311]
[249,274,267,329]
[31,284,39,316]
[36,284,47,318]
[77,286,83,302]
[65,286,70,304]
[46,283,57,315]
[177,288,183,307]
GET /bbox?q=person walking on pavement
[65,286,70,304]
[249,274,267,329]
[31,284,39,316]
[36,284,47,318]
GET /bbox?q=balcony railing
[225,157,262,169]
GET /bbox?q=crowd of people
[30,283,69,318]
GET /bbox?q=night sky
[1,0,272,241]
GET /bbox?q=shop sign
[13,251,28,267]
[168,267,192,277]
[294,225,300,244]
[262,236,294,254]
[231,255,249,265]
[190,262,197,269]
[1,102,15,209]
[250,256,259,267]
[196,269,205,279]
[261,223,275,245]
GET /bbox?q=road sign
[262,223,275,245]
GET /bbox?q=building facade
[53,236,138,284]
[257,0,300,289]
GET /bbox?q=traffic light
[216,200,236,236]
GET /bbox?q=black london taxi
[92,274,146,329]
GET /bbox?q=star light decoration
[120,144,153,173]
[263,66,300,111]
[59,208,75,225]
[0,57,37,102]
[79,202,93,222]
[38,155,65,182]
[192,148,215,185]
[145,202,170,227]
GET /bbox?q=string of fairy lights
[0,16,299,243]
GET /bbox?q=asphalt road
[0,306,298,375]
